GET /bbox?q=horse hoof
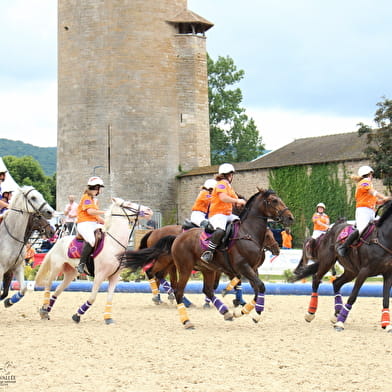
[4,298,13,308]
[224,311,234,321]
[232,299,246,308]
[168,293,175,304]
[385,325,392,333]
[72,313,81,323]
[251,311,261,323]
[152,296,163,305]
[39,307,50,320]
[105,318,115,325]
[330,315,338,324]
[233,308,243,318]
[184,321,195,330]
[221,289,228,297]
[304,312,315,322]
[203,303,211,309]
[334,321,345,331]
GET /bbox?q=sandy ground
[0,288,391,392]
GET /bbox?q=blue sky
[1,1,391,149]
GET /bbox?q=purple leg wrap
[205,297,211,303]
[77,301,92,315]
[10,292,24,304]
[255,293,265,313]
[337,303,352,323]
[47,295,57,313]
[334,293,343,314]
[160,279,173,294]
[212,296,229,314]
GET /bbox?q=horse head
[10,186,54,219]
[251,188,294,227]
[29,214,55,238]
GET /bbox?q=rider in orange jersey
[190,179,216,228]
[311,202,330,239]
[337,166,389,257]
[200,163,246,263]
[76,176,106,274]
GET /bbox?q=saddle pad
[67,235,105,259]
[336,225,355,243]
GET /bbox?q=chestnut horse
[122,189,294,329]
[291,200,392,332]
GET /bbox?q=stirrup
[201,250,213,263]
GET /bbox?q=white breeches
[209,213,239,230]
[355,207,375,235]
[190,210,207,226]
[77,221,102,246]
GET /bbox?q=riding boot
[337,229,359,257]
[77,242,94,274]
[201,228,225,263]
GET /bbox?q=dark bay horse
[1,213,55,303]
[291,200,392,332]
[122,188,294,329]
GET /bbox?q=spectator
[281,227,293,249]
[63,194,78,234]
[24,243,36,266]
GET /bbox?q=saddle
[199,221,240,252]
[68,229,105,259]
[337,222,376,247]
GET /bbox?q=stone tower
[57,0,213,222]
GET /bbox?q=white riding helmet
[87,176,105,187]
[204,179,217,189]
[218,163,235,174]
[316,202,326,209]
[358,165,374,177]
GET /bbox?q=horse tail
[139,230,152,249]
[34,250,53,287]
[121,235,176,271]
[289,261,320,282]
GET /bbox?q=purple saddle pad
[67,235,105,258]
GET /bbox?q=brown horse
[291,200,392,332]
[122,188,294,329]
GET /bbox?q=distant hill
[0,138,56,176]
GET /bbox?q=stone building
[57,1,213,221]
[176,132,386,223]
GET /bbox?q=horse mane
[376,200,392,227]
[239,188,276,221]
[102,203,114,232]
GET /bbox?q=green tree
[208,54,265,164]
[357,97,392,193]
[3,155,56,207]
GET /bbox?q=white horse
[0,186,54,307]
[35,197,152,324]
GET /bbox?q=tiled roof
[167,9,214,30]
[180,132,367,177]
[248,132,367,169]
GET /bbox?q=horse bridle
[262,196,290,222]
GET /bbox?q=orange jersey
[355,178,377,209]
[281,231,292,248]
[77,193,100,223]
[191,190,212,214]
[312,213,329,231]
[209,179,238,217]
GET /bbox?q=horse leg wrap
[381,308,390,329]
[336,303,352,323]
[160,278,173,294]
[308,292,318,314]
[334,293,343,315]
[43,290,51,306]
[241,300,256,315]
[177,303,190,324]
[235,284,244,301]
[182,296,192,307]
[212,296,229,315]
[9,292,24,305]
[77,300,92,316]
[47,295,57,313]
[149,278,159,296]
[104,301,113,320]
[255,293,265,314]
[225,277,240,292]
